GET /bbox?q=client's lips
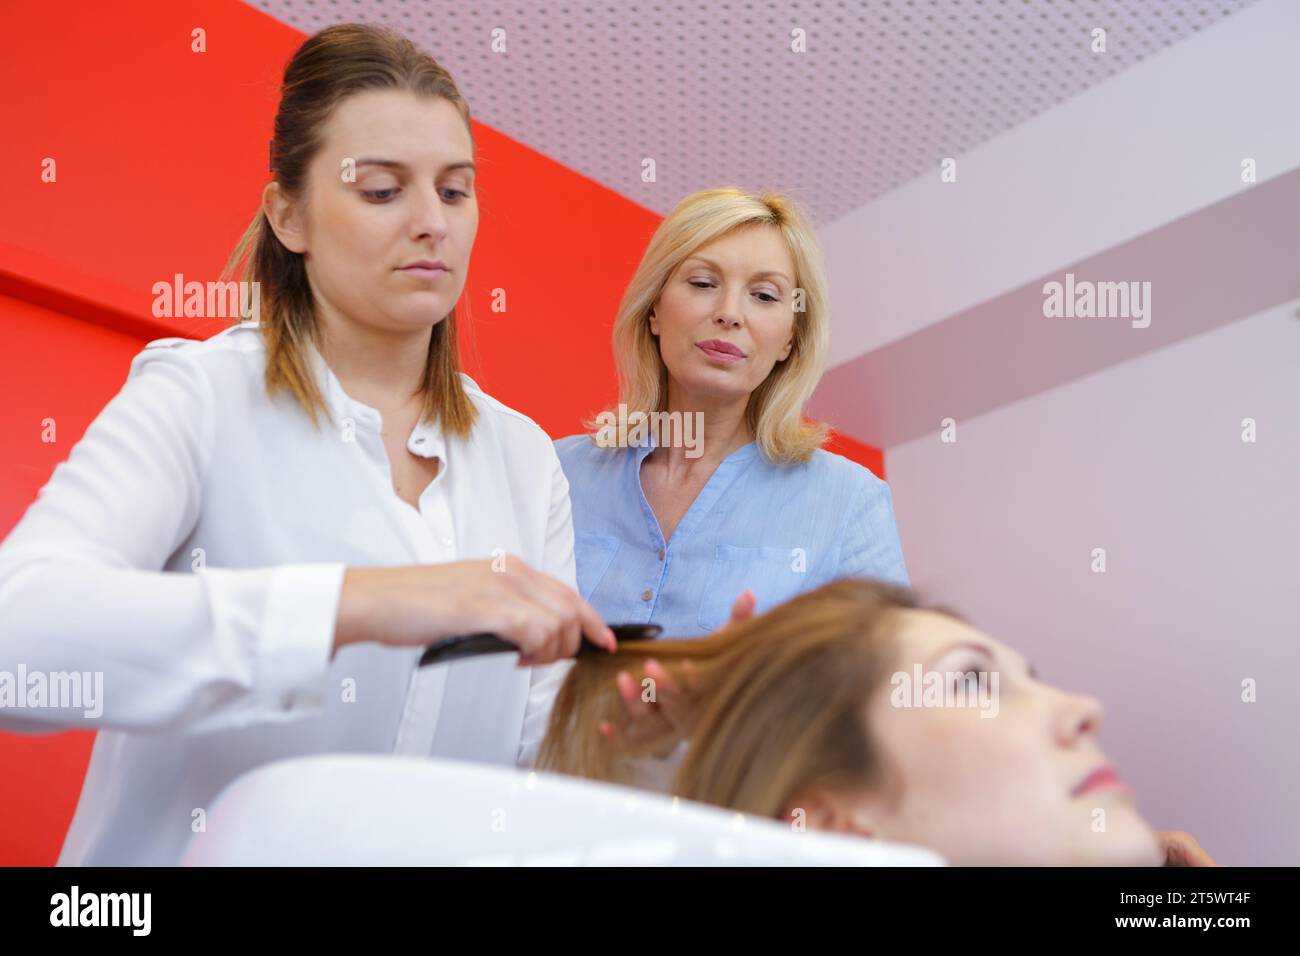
[1071,764,1127,798]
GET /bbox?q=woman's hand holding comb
[336,556,615,664]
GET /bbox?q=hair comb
[418,623,662,668]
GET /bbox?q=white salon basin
[180,753,946,866]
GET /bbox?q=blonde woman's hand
[334,556,616,665]
[601,588,756,756]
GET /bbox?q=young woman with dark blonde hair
[0,23,612,865]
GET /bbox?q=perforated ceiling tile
[245,0,1260,224]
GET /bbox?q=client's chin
[1065,802,1165,867]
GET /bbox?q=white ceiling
[246,0,1294,455]
[246,0,1260,225]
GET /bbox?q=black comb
[418,623,662,668]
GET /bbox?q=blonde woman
[555,189,907,724]
[539,578,1217,867]
[0,23,612,865]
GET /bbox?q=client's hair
[538,578,951,818]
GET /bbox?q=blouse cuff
[256,563,348,718]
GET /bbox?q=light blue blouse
[554,432,910,639]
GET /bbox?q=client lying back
[538,578,1162,866]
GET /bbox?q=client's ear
[782,788,878,839]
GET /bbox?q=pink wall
[886,303,1300,866]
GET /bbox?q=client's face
[839,611,1163,866]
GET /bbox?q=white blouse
[0,321,575,865]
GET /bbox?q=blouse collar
[631,427,758,465]
[304,336,446,461]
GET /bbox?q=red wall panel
[0,297,147,866]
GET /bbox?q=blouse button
[641,589,653,601]
[657,548,665,561]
